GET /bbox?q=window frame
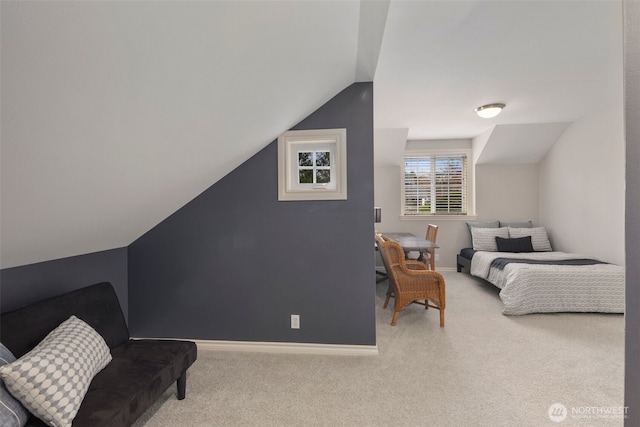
[278,128,347,201]
[401,149,474,218]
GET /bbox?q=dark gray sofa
[0,282,197,427]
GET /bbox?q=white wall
[475,164,539,226]
[538,108,625,265]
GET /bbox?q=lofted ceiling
[0,0,623,268]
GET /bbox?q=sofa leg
[177,372,187,400]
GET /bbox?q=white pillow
[508,226,552,251]
[471,227,509,251]
[0,316,112,427]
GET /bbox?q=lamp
[474,103,505,119]
[374,207,382,223]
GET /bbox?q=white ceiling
[0,0,623,268]
[374,0,622,140]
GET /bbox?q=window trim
[401,148,474,218]
[278,128,347,201]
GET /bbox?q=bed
[457,222,625,315]
[456,248,475,273]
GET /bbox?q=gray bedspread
[490,257,604,270]
[470,251,625,315]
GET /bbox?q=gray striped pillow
[471,227,509,251]
[0,344,29,427]
[508,227,552,251]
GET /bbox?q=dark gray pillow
[465,220,500,234]
[500,220,533,228]
[495,236,534,253]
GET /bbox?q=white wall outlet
[291,314,300,329]
[435,254,440,262]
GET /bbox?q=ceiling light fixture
[475,103,505,119]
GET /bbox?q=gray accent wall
[0,247,128,321]
[128,83,376,345]
[625,0,639,423]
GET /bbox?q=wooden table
[383,232,439,269]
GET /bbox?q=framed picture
[277,128,347,201]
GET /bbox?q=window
[403,152,469,216]
[297,151,331,185]
[278,128,347,201]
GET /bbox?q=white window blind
[403,153,468,215]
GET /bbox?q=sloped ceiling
[0,1,364,268]
[474,123,572,164]
[0,0,622,268]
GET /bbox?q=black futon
[0,282,197,427]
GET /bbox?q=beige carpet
[133,271,624,426]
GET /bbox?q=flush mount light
[474,103,505,119]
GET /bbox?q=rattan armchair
[375,233,426,304]
[423,223,438,270]
[376,234,446,327]
[406,223,438,269]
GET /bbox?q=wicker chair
[405,223,438,269]
[423,223,439,270]
[375,233,426,303]
[377,234,446,327]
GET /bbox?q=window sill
[400,215,477,221]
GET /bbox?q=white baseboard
[132,336,378,356]
[192,339,379,356]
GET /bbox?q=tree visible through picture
[298,151,331,185]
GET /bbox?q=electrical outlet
[291,314,300,329]
[435,254,440,262]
